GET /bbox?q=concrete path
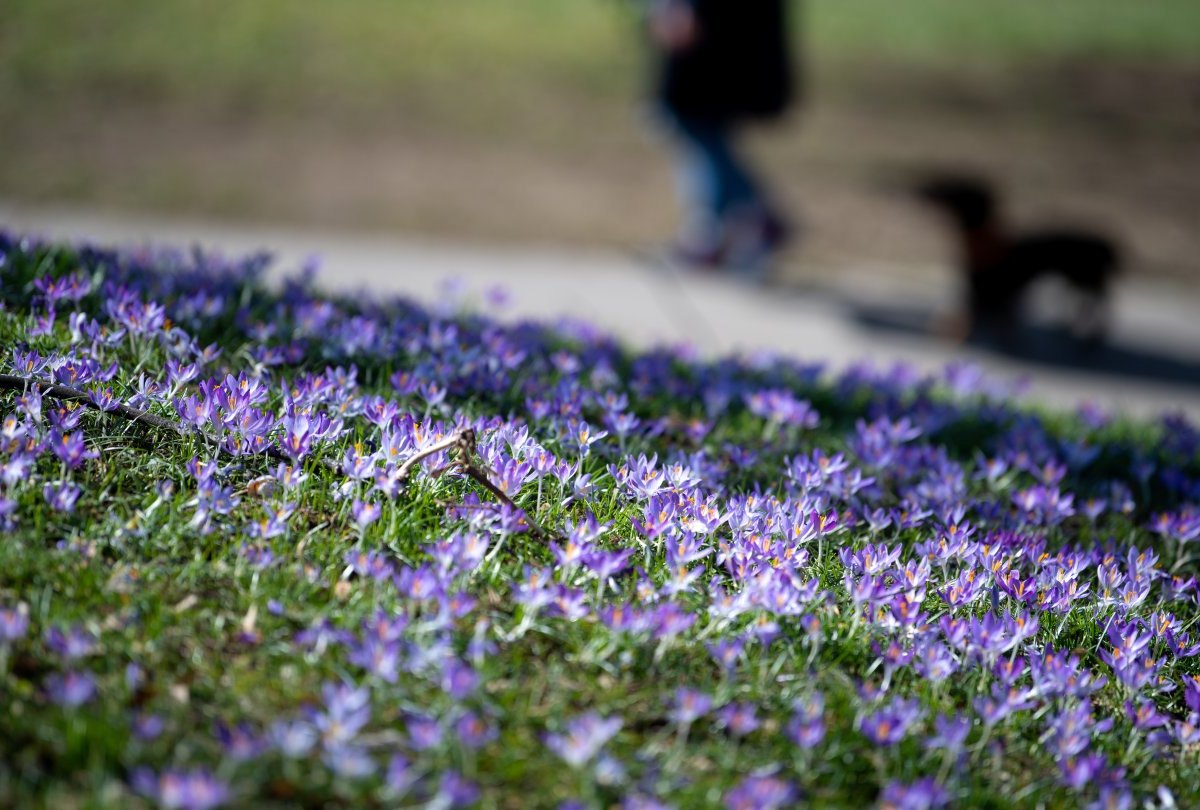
[3,202,1199,421]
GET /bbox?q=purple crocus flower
[278,414,313,461]
[49,430,98,469]
[648,602,696,639]
[44,625,96,659]
[214,720,267,762]
[175,394,212,430]
[707,639,744,674]
[132,713,166,741]
[294,619,352,654]
[86,385,120,412]
[132,767,230,810]
[346,637,401,684]
[550,538,588,572]
[47,401,85,431]
[860,698,922,746]
[125,663,145,691]
[0,496,16,531]
[311,681,371,748]
[29,308,56,338]
[785,692,826,749]
[1058,753,1109,791]
[1126,699,1169,733]
[0,455,34,489]
[406,713,444,751]
[386,754,418,796]
[1175,713,1200,746]
[913,641,958,683]
[667,688,713,726]
[1028,648,1107,699]
[593,752,628,787]
[924,714,970,753]
[0,604,29,643]
[717,702,761,737]
[1047,699,1113,759]
[545,712,622,769]
[724,774,796,810]
[394,564,445,604]
[974,684,1036,728]
[322,745,376,779]
[245,500,294,540]
[43,481,83,513]
[351,498,382,530]
[1184,676,1200,714]
[434,771,480,809]
[269,719,317,758]
[46,670,97,707]
[440,660,479,700]
[1091,787,1135,810]
[455,711,498,750]
[581,548,635,583]
[345,548,393,582]
[745,388,818,429]
[878,777,949,810]
[239,543,276,569]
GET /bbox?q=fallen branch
[393,430,466,485]
[0,373,310,469]
[397,427,559,543]
[1,373,191,436]
[2,374,558,542]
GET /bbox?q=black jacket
[657,0,796,123]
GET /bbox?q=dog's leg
[1071,289,1109,346]
[931,309,972,343]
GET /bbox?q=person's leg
[666,113,791,269]
[667,115,731,262]
[692,121,794,272]
[701,125,761,219]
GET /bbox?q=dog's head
[915,175,997,230]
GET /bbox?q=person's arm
[647,0,699,52]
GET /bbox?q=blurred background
[2,0,1198,290]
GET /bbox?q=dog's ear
[913,178,948,204]
[869,167,967,203]
[912,174,998,228]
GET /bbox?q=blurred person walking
[648,0,798,275]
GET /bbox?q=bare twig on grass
[0,373,321,469]
[392,430,466,486]
[1,374,191,436]
[398,427,559,543]
[1,374,557,542]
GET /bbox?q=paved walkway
[4,202,1200,421]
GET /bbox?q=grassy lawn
[1,228,1199,807]
[3,0,1198,124]
[1,1,1198,284]
[812,0,1200,64]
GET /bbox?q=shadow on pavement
[848,300,1200,388]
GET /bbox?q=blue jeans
[667,114,765,246]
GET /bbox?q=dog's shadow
[846,299,1200,387]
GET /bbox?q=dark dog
[916,175,1120,343]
